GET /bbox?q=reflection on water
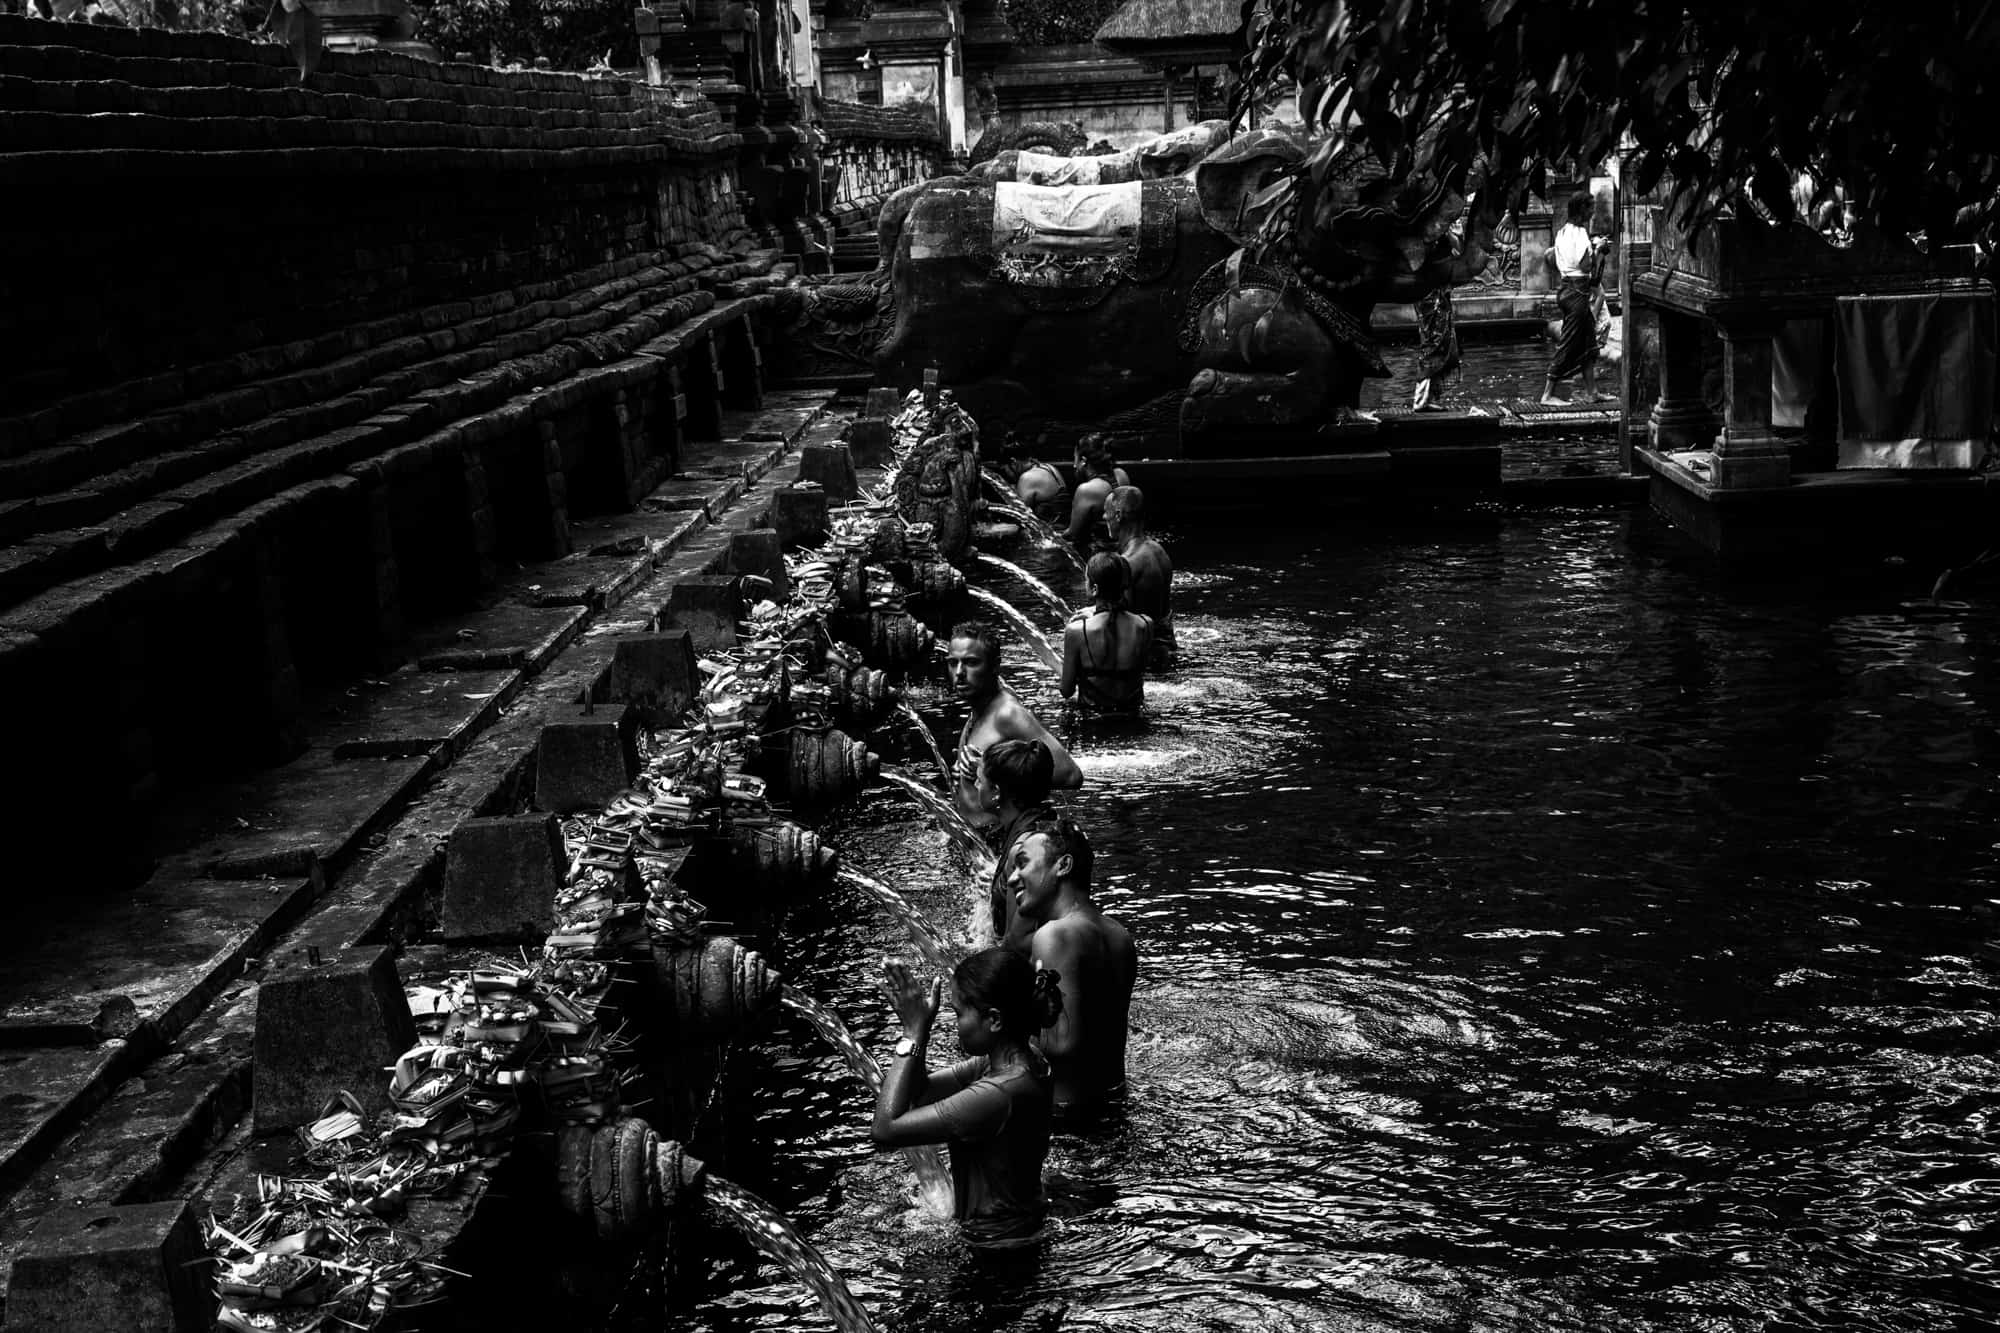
[682,509,2000,1333]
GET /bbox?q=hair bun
[1031,965,1064,1026]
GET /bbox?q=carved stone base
[1709,430,1791,489]
[1649,400,1719,453]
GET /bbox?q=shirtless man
[949,624,1082,831]
[1105,484,1175,669]
[1006,816,1137,1114]
[1062,438,1131,553]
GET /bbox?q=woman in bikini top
[1016,460,1071,525]
[1059,552,1153,716]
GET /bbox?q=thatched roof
[1094,0,1243,59]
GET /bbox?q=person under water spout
[873,949,1063,1245]
[1063,437,1131,554]
[950,624,1082,832]
[1007,816,1137,1119]
[990,429,1071,526]
[976,738,1059,954]
[1059,553,1152,721]
[1105,485,1175,670]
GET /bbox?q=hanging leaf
[285,0,324,79]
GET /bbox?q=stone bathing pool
[675,505,2000,1332]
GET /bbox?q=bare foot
[1539,393,1567,407]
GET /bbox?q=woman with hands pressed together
[871,950,1064,1245]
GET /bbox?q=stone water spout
[726,820,839,893]
[655,935,784,1041]
[788,723,883,808]
[822,644,899,723]
[555,1115,709,1240]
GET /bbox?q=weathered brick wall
[0,15,749,421]
[817,98,938,218]
[0,16,809,865]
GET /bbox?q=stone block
[862,386,901,419]
[6,1199,215,1332]
[534,704,640,814]
[770,484,828,550]
[597,630,698,719]
[727,528,789,602]
[252,945,416,1135]
[442,814,565,941]
[660,573,741,651]
[797,442,858,501]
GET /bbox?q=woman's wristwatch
[893,1034,919,1058]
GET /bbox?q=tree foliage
[1002,0,1125,47]
[416,0,634,68]
[1235,0,2000,245]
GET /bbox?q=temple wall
[0,14,832,853]
[986,44,1209,150]
[816,97,941,227]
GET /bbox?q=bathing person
[1063,439,1128,552]
[1541,191,1610,405]
[1105,485,1175,669]
[1007,817,1137,1115]
[990,431,1071,525]
[873,949,1063,1244]
[951,624,1083,830]
[1059,552,1152,718]
[977,739,1059,953]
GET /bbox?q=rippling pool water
[678,509,2000,1333]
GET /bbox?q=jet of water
[894,699,952,779]
[966,586,1062,674]
[779,985,956,1214]
[837,864,956,978]
[877,769,990,862]
[979,467,1085,573]
[699,1176,883,1333]
[973,551,1075,623]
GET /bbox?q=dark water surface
[682,510,2000,1333]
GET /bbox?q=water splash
[980,467,1084,573]
[781,984,882,1092]
[894,699,952,778]
[837,864,956,978]
[699,1176,881,1333]
[966,586,1062,674]
[877,769,990,863]
[974,551,1074,624]
[779,984,956,1217]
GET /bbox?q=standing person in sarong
[1540,191,1611,406]
[1411,285,1460,412]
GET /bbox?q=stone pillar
[1518,207,1555,294]
[253,946,417,1134]
[7,1200,215,1332]
[1708,321,1790,490]
[1648,308,1720,454]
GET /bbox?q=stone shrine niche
[882,63,938,110]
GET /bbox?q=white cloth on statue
[992,181,1142,254]
[1551,222,1595,278]
[1014,151,1107,187]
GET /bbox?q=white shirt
[1552,222,1595,278]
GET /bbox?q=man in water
[976,738,1058,952]
[1007,816,1137,1114]
[1063,438,1129,553]
[950,624,1083,832]
[1105,484,1175,669]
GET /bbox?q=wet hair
[982,738,1054,808]
[955,946,1063,1032]
[1086,551,1130,606]
[1566,191,1593,226]
[949,622,1003,669]
[1025,813,1094,889]
[1080,440,1117,479]
[1105,484,1144,527]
